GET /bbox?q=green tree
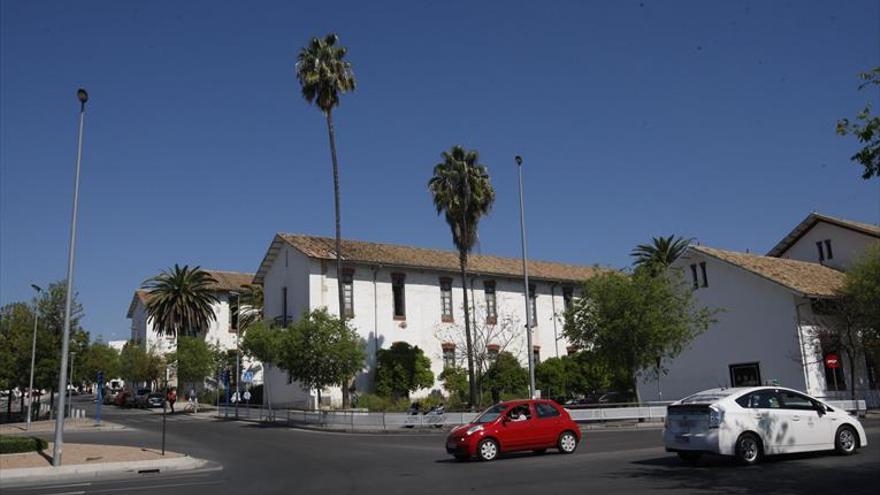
[80,342,120,383]
[241,321,282,411]
[535,357,572,400]
[237,283,264,332]
[428,145,496,408]
[439,366,468,405]
[630,235,692,274]
[296,33,357,407]
[837,67,880,179]
[168,336,217,390]
[374,342,434,399]
[142,265,219,338]
[278,309,365,407]
[118,342,164,387]
[564,270,717,401]
[481,352,528,403]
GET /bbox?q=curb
[0,455,213,487]
[0,424,127,436]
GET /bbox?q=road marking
[14,483,91,491]
[36,491,85,495]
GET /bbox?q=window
[699,262,708,288]
[824,352,847,391]
[392,273,406,320]
[690,264,699,289]
[487,344,499,362]
[484,280,497,324]
[281,287,288,327]
[229,293,239,333]
[729,362,761,387]
[562,286,574,312]
[536,402,561,418]
[532,346,540,364]
[824,239,833,260]
[505,404,532,421]
[528,284,538,327]
[440,277,453,322]
[779,390,815,410]
[442,343,456,369]
[816,241,825,262]
[736,389,781,409]
[341,269,354,317]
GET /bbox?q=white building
[254,234,604,409]
[126,269,262,385]
[639,213,880,406]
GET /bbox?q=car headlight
[466,425,484,435]
[708,406,721,429]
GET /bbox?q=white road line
[35,492,85,495]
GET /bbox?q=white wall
[638,252,810,402]
[777,221,879,271]
[262,247,580,407]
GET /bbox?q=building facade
[126,269,262,386]
[254,234,604,409]
[639,213,880,406]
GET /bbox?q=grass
[0,435,48,454]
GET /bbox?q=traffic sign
[241,371,254,383]
[825,353,840,369]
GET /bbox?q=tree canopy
[837,67,880,180]
[118,342,164,386]
[374,342,434,399]
[481,352,528,403]
[630,235,692,273]
[143,265,219,338]
[296,33,356,114]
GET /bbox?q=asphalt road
[6,396,880,495]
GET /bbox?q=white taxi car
[664,387,867,465]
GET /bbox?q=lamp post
[52,88,88,467]
[516,155,536,399]
[67,352,77,420]
[229,291,241,419]
[25,284,42,430]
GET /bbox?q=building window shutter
[392,273,406,320]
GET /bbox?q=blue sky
[2,0,878,341]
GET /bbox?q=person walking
[166,387,177,413]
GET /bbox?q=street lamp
[229,291,241,419]
[25,284,42,430]
[515,155,536,399]
[53,88,88,467]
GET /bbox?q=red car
[446,399,581,461]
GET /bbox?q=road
[6,396,880,495]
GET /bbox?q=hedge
[0,435,48,454]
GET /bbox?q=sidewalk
[0,443,211,487]
[0,418,125,436]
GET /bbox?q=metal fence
[216,398,868,432]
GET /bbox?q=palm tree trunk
[459,251,477,409]
[325,110,350,409]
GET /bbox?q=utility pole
[52,88,88,467]
[516,155,536,399]
[26,284,42,429]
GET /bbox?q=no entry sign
[825,353,841,369]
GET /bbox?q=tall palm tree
[630,235,692,273]
[428,145,496,408]
[237,283,264,332]
[143,265,219,338]
[295,33,356,326]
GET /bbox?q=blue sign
[241,371,254,384]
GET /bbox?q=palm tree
[428,145,496,408]
[631,235,692,272]
[143,265,219,338]
[237,283,264,332]
[296,34,356,407]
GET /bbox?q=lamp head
[30,284,42,293]
[515,155,523,166]
[77,88,88,104]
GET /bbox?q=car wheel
[477,438,499,462]
[677,451,702,463]
[735,432,762,466]
[558,431,578,454]
[835,425,857,455]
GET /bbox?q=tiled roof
[691,245,845,298]
[254,234,606,284]
[127,269,255,318]
[767,212,880,257]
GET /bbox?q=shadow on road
[608,451,880,494]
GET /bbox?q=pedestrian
[167,387,177,413]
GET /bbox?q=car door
[778,390,831,450]
[534,401,564,447]
[740,389,787,454]
[495,403,536,451]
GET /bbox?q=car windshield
[474,404,509,424]
[679,390,735,404]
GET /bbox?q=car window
[536,402,561,418]
[779,391,815,410]
[735,390,781,409]
[506,404,532,422]
[474,404,508,424]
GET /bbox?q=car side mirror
[816,404,827,416]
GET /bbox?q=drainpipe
[794,297,812,394]
[550,283,559,358]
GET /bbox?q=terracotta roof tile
[275,234,605,283]
[691,245,845,297]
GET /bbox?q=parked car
[114,390,131,407]
[143,393,165,408]
[598,391,636,404]
[664,387,868,465]
[131,389,152,408]
[445,399,581,461]
[102,389,121,405]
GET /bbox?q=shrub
[0,436,47,454]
